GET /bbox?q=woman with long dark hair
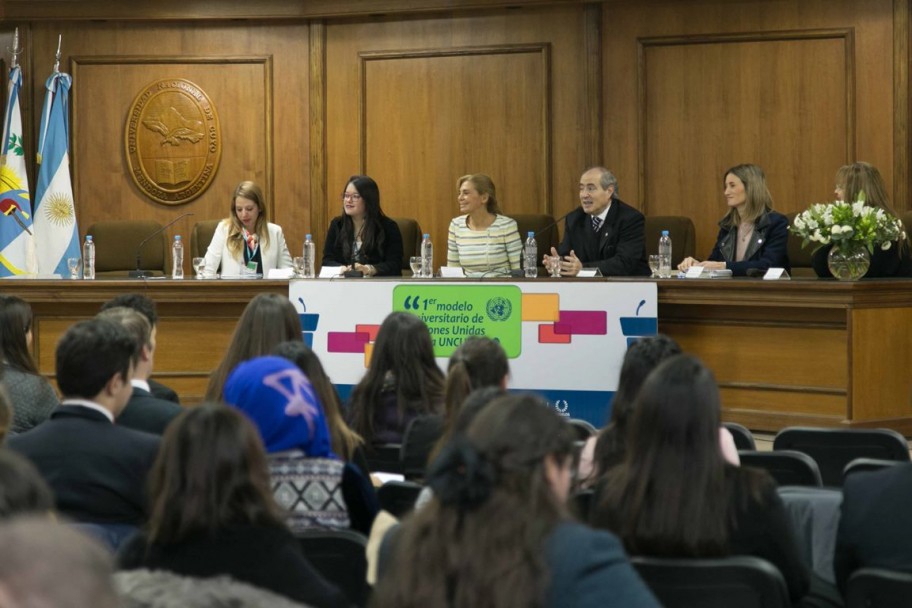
[347,312,444,446]
[117,404,348,608]
[590,355,810,604]
[322,175,403,276]
[374,394,659,608]
[204,293,302,403]
[0,296,58,433]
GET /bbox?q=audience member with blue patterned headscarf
[224,356,378,534]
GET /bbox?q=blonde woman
[203,181,292,277]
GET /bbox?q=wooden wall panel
[25,22,310,260]
[604,0,897,258]
[324,5,597,265]
[641,32,851,257]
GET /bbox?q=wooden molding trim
[68,55,275,215]
[636,28,857,213]
[894,0,910,211]
[583,2,602,170]
[309,21,327,242]
[357,43,553,210]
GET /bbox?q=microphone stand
[129,212,195,278]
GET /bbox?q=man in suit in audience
[101,293,180,404]
[544,166,650,277]
[97,306,182,435]
[833,462,912,594]
[8,319,160,528]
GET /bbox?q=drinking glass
[192,257,206,279]
[292,256,306,278]
[409,256,422,276]
[67,257,80,279]
[648,254,660,278]
[548,256,562,278]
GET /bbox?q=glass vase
[827,242,871,281]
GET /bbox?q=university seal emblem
[125,79,221,204]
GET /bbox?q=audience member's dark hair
[205,294,302,402]
[591,335,681,479]
[0,517,120,608]
[591,355,767,556]
[0,449,54,517]
[0,385,10,443]
[444,337,509,426]
[55,319,136,400]
[373,394,573,608]
[0,295,38,375]
[430,385,505,462]
[273,340,364,461]
[348,312,444,443]
[101,293,158,327]
[147,403,284,544]
[96,307,151,367]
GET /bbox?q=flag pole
[53,34,61,74]
[8,28,20,69]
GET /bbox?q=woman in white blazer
[203,181,293,277]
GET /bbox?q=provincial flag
[0,65,36,276]
[34,70,79,276]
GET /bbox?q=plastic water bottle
[658,230,672,278]
[524,231,538,278]
[421,233,433,278]
[171,235,184,279]
[83,235,95,280]
[303,234,316,278]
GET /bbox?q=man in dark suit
[833,463,912,594]
[8,319,159,527]
[101,293,180,404]
[544,167,650,277]
[97,306,182,435]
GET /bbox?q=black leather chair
[842,457,906,482]
[86,219,169,277]
[510,213,559,274]
[773,427,910,487]
[377,480,423,518]
[399,414,444,481]
[644,215,696,268]
[297,529,370,607]
[845,568,912,608]
[364,443,404,474]
[391,216,423,275]
[632,555,791,608]
[723,422,757,451]
[739,450,823,487]
[190,219,220,260]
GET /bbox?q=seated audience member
[8,319,159,531]
[834,462,912,595]
[117,404,349,608]
[274,340,366,466]
[203,180,293,277]
[224,356,378,535]
[0,448,54,518]
[543,167,650,277]
[373,394,660,608]
[204,293,303,403]
[347,312,445,447]
[97,307,182,435]
[812,162,912,278]
[0,295,59,433]
[590,355,810,605]
[446,174,522,277]
[101,293,180,403]
[582,335,739,486]
[0,517,121,608]
[323,175,404,277]
[678,164,790,276]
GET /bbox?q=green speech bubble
[392,285,522,358]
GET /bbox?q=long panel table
[9,277,912,434]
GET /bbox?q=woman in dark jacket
[679,164,790,276]
[322,175,404,276]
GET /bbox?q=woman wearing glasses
[322,175,404,277]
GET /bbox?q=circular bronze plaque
[125,79,221,205]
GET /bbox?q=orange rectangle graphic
[522,293,560,322]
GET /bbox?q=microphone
[129,212,195,279]
[534,209,574,256]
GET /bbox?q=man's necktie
[592,216,602,232]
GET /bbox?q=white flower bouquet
[789,194,906,253]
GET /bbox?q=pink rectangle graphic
[327,331,371,353]
[557,311,607,335]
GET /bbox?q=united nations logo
[486,297,512,322]
[125,79,221,205]
[554,400,570,416]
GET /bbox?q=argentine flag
[34,71,79,276]
[0,66,36,276]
